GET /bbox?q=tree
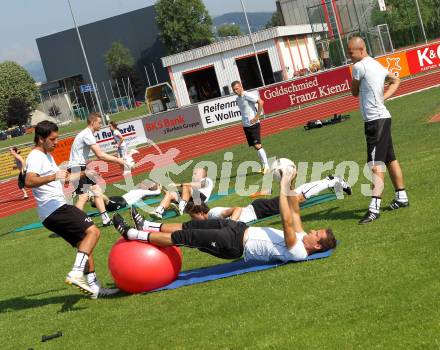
[265,11,283,29]
[104,42,135,78]
[104,42,144,98]
[0,61,39,128]
[156,0,214,54]
[371,0,440,47]
[217,23,242,37]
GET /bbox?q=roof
[161,24,326,67]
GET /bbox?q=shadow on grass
[0,289,86,313]
[0,286,130,314]
[300,206,366,221]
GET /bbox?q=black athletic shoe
[113,214,130,239]
[389,199,409,210]
[130,206,145,231]
[359,210,380,224]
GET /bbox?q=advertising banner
[259,67,352,114]
[376,52,411,78]
[142,105,203,142]
[198,91,260,129]
[94,119,148,153]
[406,42,440,74]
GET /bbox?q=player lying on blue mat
[185,175,351,223]
[113,167,336,262]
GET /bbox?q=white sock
[395,189,408,202]
[142,220,162,232]
[101,211,110,223]
[369,197,381,214]
[178,200,187,213]
[257,148,269,167]
[127,228,150,241]
[72,251,89,273]
[295,179,331,199]
[86,272,100,288]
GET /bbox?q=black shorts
[251,197,280,219]
[364,118,396,164]
[68,166,97,195]
[171,219,248,260]
[43,204,95,247]
[18,172,26,189]
[106,196,128,212]
[243,123,262,147]
[176,190,207,204]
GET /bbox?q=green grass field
[1,87,439,349]
[0,105,148,149]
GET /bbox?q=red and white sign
[259,67,352,114]
[93,119,148,153]
[406,43,440,74]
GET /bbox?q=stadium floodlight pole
[414,0,428,44]
[240,0,265,86]
[66,0,106,124]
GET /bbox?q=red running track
[1,70,439,219]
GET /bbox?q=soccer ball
[270,158,296,182]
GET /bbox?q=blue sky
[0,0,276,65]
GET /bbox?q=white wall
[169,39,281,106]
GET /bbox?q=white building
[161,25,325,107]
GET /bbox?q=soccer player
[114,166,336,263]
[25,120,117,298]
[10,147,29,199]
[109,121,131,176]
[149,167,214,220]
[185,175,352,223]
[89,180,162,212]
[68,113,132,226]
[348,36,409,224]
[231,81,270,174]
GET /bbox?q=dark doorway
[183,66,221,103]
[236,52,274,89]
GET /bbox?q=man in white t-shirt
[231,81,270,174]
[113,166,336,263]
[25,121,118,299]
[348,37,409,224]
[68,113,132,226]
[148,167,214,220]
[185,175,352,223]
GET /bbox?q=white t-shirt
[236,91,260,127]
[208,205,257,223]
[69,127,97,167]
[26,149,67,221]
[244,227,308,262]
[192,177,214,202]
[113,129,126,148]
[352,56,391,122]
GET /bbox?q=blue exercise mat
[152,247,335,292]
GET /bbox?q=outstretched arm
[279,167,302,250]
[90,144,124,165]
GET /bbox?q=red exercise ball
[108,237,183,293]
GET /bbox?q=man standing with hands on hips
[232,80,270,174]
[348,36,409,224]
